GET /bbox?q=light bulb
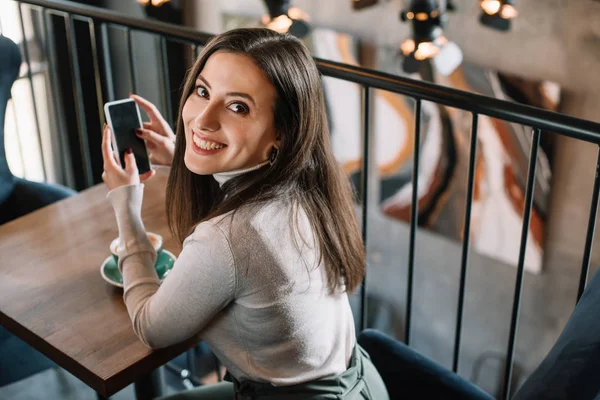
[400,39,416,56]
[480,0,501,15]
[288,7,310,21]
[500,4,518,19]
[266,14,294,33]
[414,41,441,61]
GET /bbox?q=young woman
[101,28,389,399]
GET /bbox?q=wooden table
[0,168,195,398]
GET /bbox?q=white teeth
[192,134,225,151]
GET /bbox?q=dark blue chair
[0,34,20,207]
[0,34,76,387]
[358,268,600,400]
[358,330,494,400]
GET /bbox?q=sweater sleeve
[107,184,237,349]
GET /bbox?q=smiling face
[182,51,278,175]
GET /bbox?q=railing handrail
[316,59,600,144]
[16,0,600,144]
[16,0,214,44]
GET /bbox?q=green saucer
[100,249,177,288]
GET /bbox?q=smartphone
[104,98,151,174]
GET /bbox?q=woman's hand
[130,94,176,166]
[102,124,155,191]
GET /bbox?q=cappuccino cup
[110,232,163,265]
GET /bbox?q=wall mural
[223,14,557,274]
[363,42,557,274]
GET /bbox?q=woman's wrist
[107,184,146,240]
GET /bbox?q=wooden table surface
[0,168,195,397]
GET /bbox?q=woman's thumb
[124,148,138,173]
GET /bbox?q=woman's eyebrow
[226,92,256,106]
[197,75,211,89]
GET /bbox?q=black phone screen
[107,100,151,174]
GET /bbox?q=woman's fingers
[131,94,174,138]
[123,148,138,175]
[130,93,158,116]
[142,122,168,141]
[139,169,156,182]
[131,94,169,127]
[102,125,119,169]
[142,118,174,141]
[136,128,167,145]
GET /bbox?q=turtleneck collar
[213,159,270,187]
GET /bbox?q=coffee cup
[110,232,163,265]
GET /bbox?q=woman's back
[198,198,355,384]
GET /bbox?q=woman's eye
[228,103,249,114]
[196,86,209,98]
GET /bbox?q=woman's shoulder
[183,196,303,248]
[182,214,234,250]
[200,197,300,239]
[223,196,295,225]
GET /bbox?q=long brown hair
[166,28,365,293]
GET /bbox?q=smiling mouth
[192,132,227,150]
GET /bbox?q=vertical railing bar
[126,27,137,94]
[87,18,106,127]
[18,2,47,182]
[10,97,27,177]
[577,145,600,302]
[452,113,479,372]
[405,98,422,345]
[65,13,93,188]
[160,36,173,127]
[359,85,371,333]
[100,23,115,102]
[502,127,541,400]
[41,8,69,186]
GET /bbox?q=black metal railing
[8,1,600,399]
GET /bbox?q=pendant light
[479,0,518,31]
[399,0,462,76]
[262,0,311,38]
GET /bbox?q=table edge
[0,311,108,395]
[105,338,198,396]
[1,311,199,396]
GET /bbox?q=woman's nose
[194,102,220,132]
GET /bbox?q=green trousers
[159,345,389,400]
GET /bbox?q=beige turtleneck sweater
[106,169,355,385]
